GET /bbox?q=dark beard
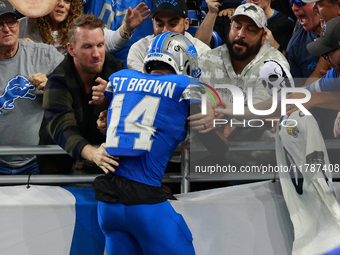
[226,37,262,61]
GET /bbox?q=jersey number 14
[106,94,161,151]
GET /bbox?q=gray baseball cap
[0,0,19,18]
[230,3,267,29]
[307,16,340,56]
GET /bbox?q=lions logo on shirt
[0,75,36,115]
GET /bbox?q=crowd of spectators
[1,0,340,181]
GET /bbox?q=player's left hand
[124,2,150,32]
[89,77,108,105]
[28,72,48,91]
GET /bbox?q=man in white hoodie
[190,3,288,165]
[197,3,288,109]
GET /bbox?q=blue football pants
[97,201,195,255]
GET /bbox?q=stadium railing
[0,141,339,193]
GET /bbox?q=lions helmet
[143,32,201,78]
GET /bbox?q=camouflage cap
[230,3,267,29]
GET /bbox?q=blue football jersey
[83,0,154,67]
[105,69,202,187]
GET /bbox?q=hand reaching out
[89,77,108,105]
[188,101,225,134]
[124,2,151,32]
[82,143,119,174]
[213,99,234,118]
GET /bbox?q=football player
[94,32,209,255]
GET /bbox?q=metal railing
[1,141,340,193]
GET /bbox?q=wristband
[122,26,134,39]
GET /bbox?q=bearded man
[189,3,288,166]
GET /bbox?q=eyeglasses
[288,0,306,7]
[0,17,18,31]
[322,48,338,61]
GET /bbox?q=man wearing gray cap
[303,15,340,93]
[127,0,210,72]
[303,16,340,248]
[303,16,340,138]
[294,0,340,140]
[189,3,288,165]
[299,0,340,79]
[196,3,288,109]
[0,0,64,174]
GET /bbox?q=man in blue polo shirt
[303,17,340,138]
